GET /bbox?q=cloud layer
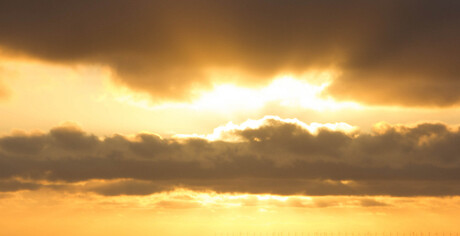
[0,0,459,105]
[1,117,460,196]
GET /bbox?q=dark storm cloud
[0,0,458,105]
[1,118,460,196]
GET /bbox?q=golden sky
[0,1,460,235]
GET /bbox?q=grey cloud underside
[1,120,460,196]
[0,0,459,105]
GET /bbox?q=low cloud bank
[1,117,460,196]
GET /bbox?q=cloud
[359,198,390,207]
[0,179,41,192]
[0,117,460,196]
[85,179,169,196]
[0,1,458,105]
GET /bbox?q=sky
[0,0,460,235]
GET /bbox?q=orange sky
[0,1,460,235]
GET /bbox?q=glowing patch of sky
[0,189,459,236]
[1,57,460,137]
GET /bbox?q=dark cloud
[309,197,390,208]
[1,118,460,196]
[0,134,47,155]
[0,179,41,192]
[0,0,458,105]
[49,126,99,151]
[86,179,169,196]
[0,179,66,192]
[359,199,389,207]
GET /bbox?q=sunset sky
[1,1,460,235]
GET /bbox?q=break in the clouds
[1,117,460,196]
[0,0,459,105]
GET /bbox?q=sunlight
[110,74,362,112]
[186,75,362,111]
[174,116,358,142]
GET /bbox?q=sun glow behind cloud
[1,57,460,235]
[4,56,460,137]
[174,115,357,141]
[112,74,362,113]
[1,1,460,235]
